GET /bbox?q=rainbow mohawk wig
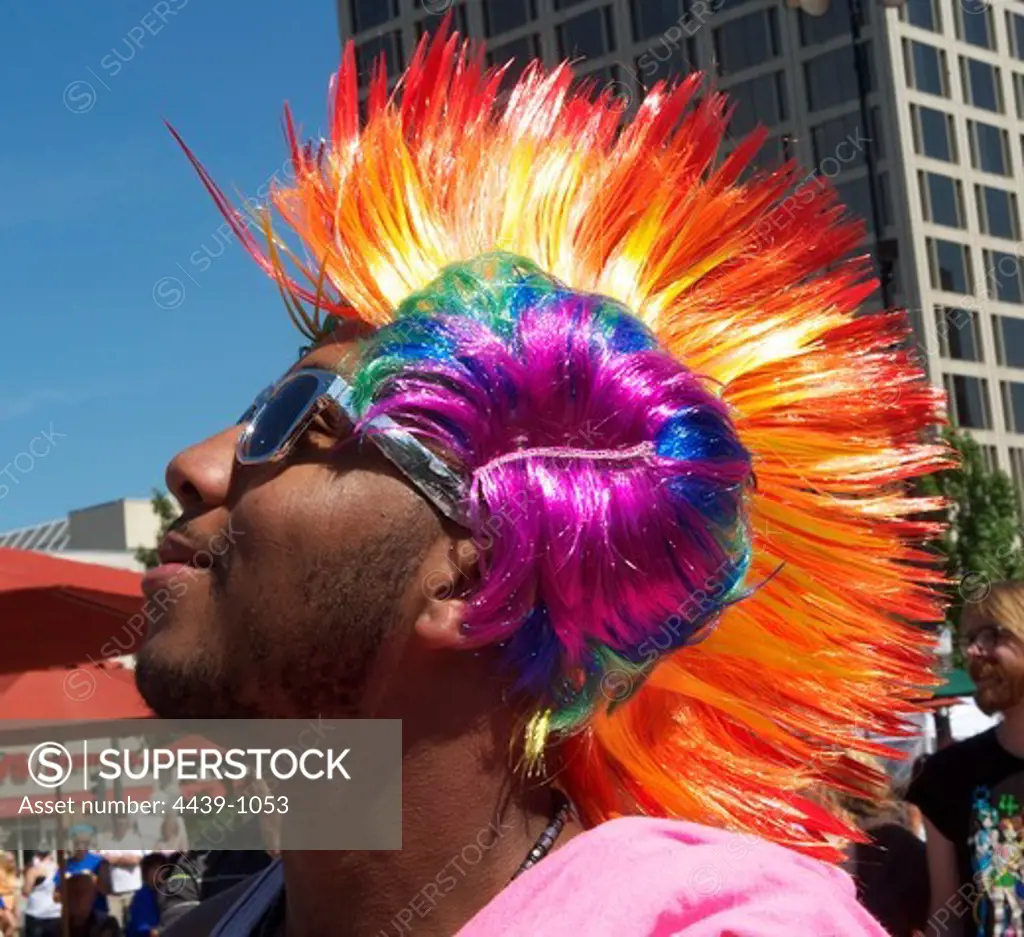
[183,22,952,859]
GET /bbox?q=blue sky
[0,1,344,528]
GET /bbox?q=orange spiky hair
[179,22,952,861]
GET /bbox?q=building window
[1010,449,1024,494]
[744,135,793,176]
[631,0,684,40]
[929,239,973,294]
[482,0,536,37]
[355,31,404,81]
[488,34,541,91]
[714,9,780,76]
[945,373,992,428]
[902,0,940,31]
[1010,12,1024,60]
[416,4,468,39]
[956,0,995,49]
[977,186,1021,240]
[981,445,999,471]
[834,174,891,235]
[961,57,1003,112]
[806,45,875,111]
[557,7,616,59]
[351,0,398,33]
[1015,74,1024,119]
[870,106,885,159]
[911,105,957,162]
[986,250,1024,303]
[726,73,788,138]
[1004,381,1024,432]
[936,307,983,361]
[799,0,867,45]
[573,63,623,98]
[904,40,948,97]
[969,121,1011,175]
[995,315,1024,367]
[636,40,695,84]
[810,111,873,168]
[919,171,965,228]
[553,0,588,7]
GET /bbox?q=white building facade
[0,498,164,571]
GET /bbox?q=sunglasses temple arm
[330,377,470,526]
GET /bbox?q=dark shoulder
[96,917,122,937]
[161,878,253,937]
[905,730,998,810]
[916,729,998,779]
[866,822,926,857]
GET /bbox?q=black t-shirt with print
[907,728,1024,937]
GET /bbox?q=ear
[414,535,480,650]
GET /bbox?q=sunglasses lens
[242,373,322,460]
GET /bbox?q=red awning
[0,548,145,673]
[0,661,152,724]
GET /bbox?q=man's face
[135,339,446,719]
[964,618,1024,715]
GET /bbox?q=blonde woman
[805,753,928,937]
[0,852,16,936]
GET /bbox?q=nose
[165,425,242,514]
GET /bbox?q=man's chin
[974,678,1024,715]
[135,644,235,719]
[976,689,1003,715]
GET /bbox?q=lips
[140,533,214,598]
[155,532,205,568]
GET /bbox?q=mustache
[164,516,194,539]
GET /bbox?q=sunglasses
[236,368,470,526]
[959,624,1016,654]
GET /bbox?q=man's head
[140,853,163,889]
[136,254,751,762]
[111,816,130,840]
[962,581,1024,714]
[69,826,93,859]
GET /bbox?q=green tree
[920,427,1024,644]
[135,489,180,569]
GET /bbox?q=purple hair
[350,252,753,738]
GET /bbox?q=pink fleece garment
[457,817,888,936]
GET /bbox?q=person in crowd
[138,18,949,937]
[64,873,121,937]
[124,854,164,937]
[904,753,929,841]
[835,757,929,937]
[100,817,146,925]
[909,580,1024,936]
[0,852,19,935]
[22,851,61,937]
[65,827,112,916]
[0,896,13,937]
[152,817,188,856]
